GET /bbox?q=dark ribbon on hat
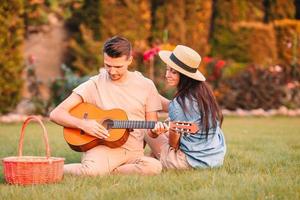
[170,53,197,73]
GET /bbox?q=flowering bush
[201,56,227,88]
[216,64,300,110]
[143,47,160,62]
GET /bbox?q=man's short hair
[103,36,132,58]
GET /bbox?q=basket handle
[18,115,51,158]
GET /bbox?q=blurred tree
[66,0,152,75]
[296,0,300,19]
[101,0,151,42]
[150,0,165,43]
[24,0,79,34]
[151,0,212,55]
[100,0,152,71]
[66,0,102,75]
[68,24,103,75]
[5,0,298,112]
[267,0,296,20]
[66,0,100,40]
[165,0,186,44]
[0,0,24,114]
[24,0,48,29]
[211,0,275,64]
[185,0,212,55]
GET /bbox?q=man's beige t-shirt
[73,69,162,151]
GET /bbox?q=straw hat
[158,45,206,81]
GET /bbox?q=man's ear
[127,56,133,65]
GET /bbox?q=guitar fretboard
[109,120,156,129]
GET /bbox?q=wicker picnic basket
[2,116,64,185]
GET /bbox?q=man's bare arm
[50,93,83,128]
[49,92,109,139]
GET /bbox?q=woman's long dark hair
[175,73,223,137]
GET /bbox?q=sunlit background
[0,0,299,118]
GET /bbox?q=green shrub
[233,22,278,66]
[50,64,90,107]
[222,62,248,78]
[0,0,24,114]
[211,27,252,62]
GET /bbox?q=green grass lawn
[0,117,299,200]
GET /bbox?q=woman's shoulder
[169,98,190,120]
[169,98,180,109]
[170,97,198,109]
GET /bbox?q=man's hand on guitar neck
[79,119,110,139]
[151,122,169,137]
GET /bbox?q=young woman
[145,45,226,169]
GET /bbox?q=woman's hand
[79,119,109,139]
[151,122,169,137]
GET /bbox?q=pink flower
[215,60,226,70]
[203,56,213,63]
[143,47,160,62]
[143,51,154,61]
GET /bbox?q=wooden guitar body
[64,103,129,152]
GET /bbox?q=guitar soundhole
[80,112,88,135]
[102,119,114,130]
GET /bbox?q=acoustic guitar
[64,103,198,152]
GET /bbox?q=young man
[50,36,162,176]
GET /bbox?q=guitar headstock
[169,121,199,134]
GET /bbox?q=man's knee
[141,157,162,175]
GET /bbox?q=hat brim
[158,50,206,81]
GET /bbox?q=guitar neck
[111,120,156,129]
